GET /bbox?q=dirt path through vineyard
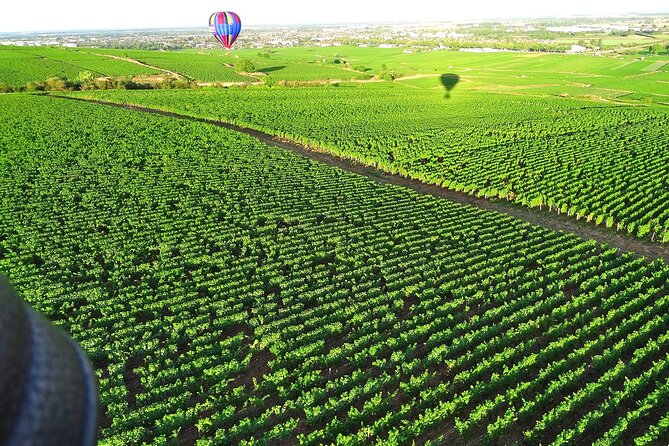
[55,95,669,263]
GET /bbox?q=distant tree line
[338,37,570,53]
[647,43,669,55]
[96,42,191,51]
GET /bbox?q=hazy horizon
[1,15,668,35]
[1,0,667,34]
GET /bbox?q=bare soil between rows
[54,94,669,263]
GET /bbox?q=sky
[1,0,667,33]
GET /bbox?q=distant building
[567,44,587,53]
[547,24,629,33]
[460,47,506,53]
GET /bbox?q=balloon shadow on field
[258,66,286,74]
[441,73,460,99]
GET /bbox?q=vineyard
[87,49,257,83]
[89,48,366,83]
[74,81,669,242]
[85,46,669,91]
[0,46,160,87]
[2,93,669,445]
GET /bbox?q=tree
[94,78,113,90]
[26,81,46,92]
[77,71,96,90]
[45,77,69,91]
[234,59,255,73]
[648,44,662,55]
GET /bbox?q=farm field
[84,46,669,77]
[81,48,258,83]
[78,46,669,87]
[89,48,367,82]
[2,93,669,445]
[72,52,669,242]
[554,33,664,48]
[0,46,160,86]
[2,39,669,446]
[1,10,669,446]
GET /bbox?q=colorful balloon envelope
[209,11,241,49]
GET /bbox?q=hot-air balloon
[209,11,241,49]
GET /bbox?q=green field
[2,42,669,445]
[228,46,669,82]
[2,93,669,445]
[84,48,256,83]
[555,34,658,47]
[89,48,366,82]
[73,59,669,241]
[0,46,160,86]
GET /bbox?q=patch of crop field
[604,56,668,75]
[619,92,655,101]
[29,47,161,77]
[554,34,662,49]
[395,75,446,89]
[0,46,159,86]
[82,48,256,83]
[244,47,667,91]
[255,62,370,82]
[642,60,668,72]
[205,46,665,80]
[2,93,669,445]
[638,71,669,83]
[0,47,86,86]
[73,78,669,242]
[610,59,641,71]
[208,48,373,81]
[87,48,362,82]
[235,45,406,73]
